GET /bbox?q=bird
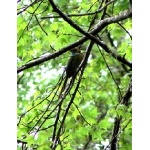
[66,47,84,78]
[59,47,84,98]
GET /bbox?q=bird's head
[70,47,81,53]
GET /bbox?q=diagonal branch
[105,80,132,150]
[49,0,131,45]
[34,15,48,35]
[41,0,116,19]
[51,41,94,149]
[17,6,132,74]
[17,0,42,15]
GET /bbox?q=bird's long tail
[58,76,69,98]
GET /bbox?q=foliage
[17,0,132,150]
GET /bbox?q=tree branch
[41,0,116,19]
[17,5,132,74]
[49,0,132,67]
[17,0,42,15]
[105,80,132,150]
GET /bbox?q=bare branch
[105,80,132,150]
[41,0,116,19]
[34,15,48,35]
[17,0,42,15]
[17,7,132,73]
[17,0,43,43]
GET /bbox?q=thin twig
[73,102,91,126]
[104,118,132,150]
[17,8,132,73]
[97,41,123,99]
[106,13,132,40]
[41,0,116,19]
[17,0,41,15]
[34,15,48,35]
[17,0,43,43]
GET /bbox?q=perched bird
[66,47,84,78]
[59,47,84,98]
